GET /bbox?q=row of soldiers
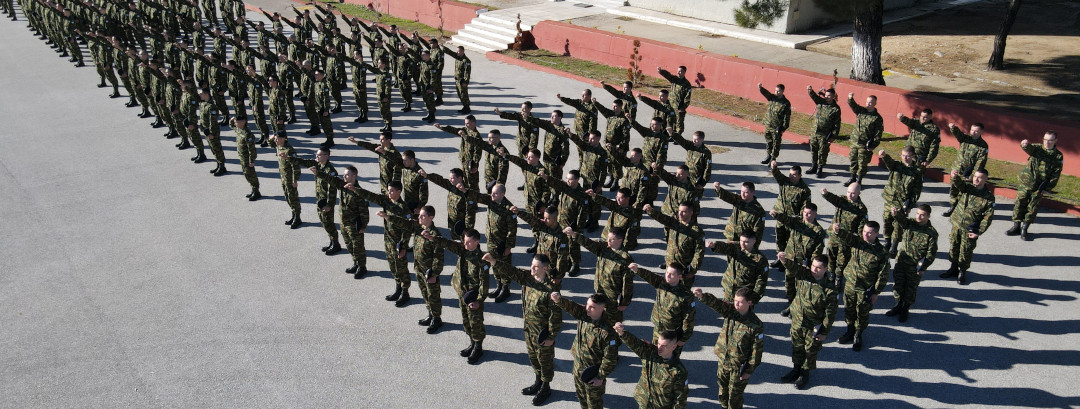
[13,1,1068,408]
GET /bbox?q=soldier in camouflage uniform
[426,228,490,364]
[350,130,400,195]
[486,253,562,406]
[342,50,371,123]
[557,90,599,147]
[399,150,429,215]
[940,169,994,285]
[231,116,260,200]
[601,80,637,121]
[613,323,689,409]
[639,90,678,131]
[309,69,336,147]
[502,148,549,225]
[694,286,764,409]
[628,263,696,352]
[878,147,925,257]
[669,130,712,187]
[517,205,573,285]
[777,253,837,390]
[551,292,620,409]
[320,166,371,278]
[943,122,989,216]
[613,149,660,212]
[707,232,769,303]
[291,147,341,255]
[844,93,883,187]
[426,169,481,239]
[541,170,592,275]
[567,130,612,229]
[832,221,889,351]
[758,83,791,164]
[477,130,510,189]
[897,109,940,166]
[769,161,811,268]
[806,86,840,177]
[178,80,202,152]
[1007,131,1063,240]
[821,184,868,277]
[713,181,767,252]
[496,103,543,190]
[644,203,704,287]
[442,45,471,114]
[356,180,414,307]
[435,116,483,190]
[566,226,634,324]
[479,184,517,303]
[370,57,393,131]
[537,110,572,199]
[630,117,670,173]
[198,87,227,174]
[655,163,703,229]
[595,100,631,187]
[397,206,445,334]
[418,50,438,122]
[274,132,303,229]
[886,204,937,322]
[771,204,826,317]
[657,66,692,134]
[592,187,644,251]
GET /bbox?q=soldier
[844,93,883,187]
[595,100,631,187]
[425,169,482,239]
[806,86,841,177]
[694,286,764,409]
[516,205,573,285]
[321,166,371,278]
[442,45,471,114]
[940,168,995,285]
[644,203,704,287]
[707,231,769,303]
[496,103,542,191]
[343,49,371,123]
[629,117,671,172]
[769,161,811,269]
[478,130,510,189]
[821,183,868,277]
[878,147,925,257]
[569,130,612,230]
[655,163,703,230]
[614,148,660,211]
[434,116,482,190]
[771,204,826,317]
[1007,131,1063,240]
[266,75,288,143]
[776,253,837,390]
[479,184,517,303]
[557,90,599,146]
[244,64,270,142]
[613,323,689,409]
[399,206,445,334]
[627,263,696,352]
[400,150,429,216]
[291,147,341,255]
[198,87,227,175]
[657,66,692,134]
[713,181,767,252]
[600,80,637,121]
[943,122,989,217]
[550,292,620,409]
[638,90,678,131]
[427,228,490,364]
[372,57,394,131]
[540,170,591,275]
[537,110,572,198]
[358,180,414,307]
[273,132,303,229]
[591,187,644,251]
[832,221,889,351]
[897,109,941,167]
[565,226,634,323]
[501,147,548,220]
[309,69,336,147]
[669,130,712,187]
[387,43,415,112]
[350,130,400,195]
[758,83,791,164]
[886,204,937,322]
[231,116,260,200]
[418,49,438,122]
[484,253,562,406]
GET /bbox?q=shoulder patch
[609,340,616,345]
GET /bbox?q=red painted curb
[485,51,1080,217]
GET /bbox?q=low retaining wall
[343,0,481,32]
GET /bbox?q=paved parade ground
[2,8,1080,409]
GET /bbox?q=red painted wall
[531,20,1079,177]
[343,0,481,32]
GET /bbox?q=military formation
[8,0,1068,407]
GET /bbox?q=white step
[460,23,517,44]
[449,36,500,53]
[469,20,521,38]
[454,30,513,49]
[477,13,533,31]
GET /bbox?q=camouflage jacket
[556,297,619,380]
[1020,143,1063,191]
[698,292,764,373]
[782,259,838,337]
[708,241,769,302]
[634,267,696,343]
[714,185,766,242]
[880,153,924,206]
[899,115,941,164]
[622,331,689,409]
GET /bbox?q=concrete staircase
[451,13,530,53]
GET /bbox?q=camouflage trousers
[318,205,338,241]
[384,235,410,289]
[340,213,366,269]
[236,138,259,190]
[205,131,225,163]
[948,225,979,271]
[251,99,269,137]
[881,201,909,244]
[397,78,412,107]
[775,223,791,254]
[315,112,334,140]
[809,133,832,168]
[826,241,851,279]
[892,252,923,306]
[421,85,436,116]
[185,125,204,151]
[229,91,247,120]
[415,265,442,319]
[842,280,874,331]
[790,326,823,370]
[489,247,512,287]
[764,128,783,159]
[459,298,485,342]
[455,80,470,109]
[674,110,687,135]
[717,364,750,409]
[351,85,368,118]
[94,61,118,90]
[848,147,873,179]
[377,93,392,127]
[280,179,300,212]
[525,327,556,382]
[573,361,606,409]
[1012,187,1043,223]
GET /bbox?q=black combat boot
[843,176,857,187]
[567,263,580,278]
[532,381,551,406]
[837,326,855,344]
[324,240,341,255]
[346,264,359,275]
[1005,221,1021,236]
[957,270,968,285]
[289,211,302,229]
[779,304,792,318]
[419,315,433,326]
[467,340,484,364]
[191,150,206,163]
[525,244,537,254]
[176,139,191,150]
[353,265,367,279]
[109,90,120,98]
[521,374,543,395]
[885,302,904,317]
[807,165,818,175]
[488,282,504,298]
[942,205,954,217]
[794,370,811,390]
[494,284,512,303]
[306,126,321,136]
[385,284,403,302]
[395,288,410,307]
[212,163,226,176]
[852,330,864,351]
[939,262,959,279]
[426,317,442,334]
[285,212,296,225]
[247,189,261,201]
[460,341,476,357]
[780,366,802,383]
[1020,222,1031,241]
[760,155,771,165]
[898,304,910,323]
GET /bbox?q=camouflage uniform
[708,241,769,303]
[495,260,562,383]
[773,213,826,301]
[1013,143,1063,224]
[372,65,393,128]
[630,120,670,170]
[437,124,483,189]
[353,139,400,193]
[633,266,696,347]
[658,68,692,134]
[898,115,941,165]
[319,175,370,271]
[669,132,712,186]
[293,157,339,242]
[402,220,445,320]
[595,103,631,181]
[759,85,791,159]
[807,88,841,170]
[593,193,644,251]
[638,94,677,130]
[504,152,550,216]
[714,185,767,252]
[579,234,634,323]
[498,109,543,161]
[613,156,659,210]
[601,82,638,121]
[620,331,689,409]
[568,133,610,224]
[949,177,994,271]
[435,235,490,342]
[770,166,811,255]
[833,230,889,332]
[426,173,481,239]
[558,95,598,142]
[947,124,989,209]
[355,188,414,290]
[199,97,226,165]
[477,138,510,188]
[657,167,703,220]
[537,118,572,197]
[442,46,470,110]
[275,140,302,214]
[879,153,924,246]
[234,123,259,191]
[781,258,838,371]
[518,211,573,282]
[846,96,883,181]
[479,195,517,290]
[821,190,867,276]
[555,297,619,409]
[541,174,590,268]
[698,292,764,409]
[646,207,704,287]
[401,161,429,213]
[892,216,937,306]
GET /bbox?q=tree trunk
[987,0,1022,71]
[850,0,885,85]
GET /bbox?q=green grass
[312,0,454,39]
[508,49,1080,206]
